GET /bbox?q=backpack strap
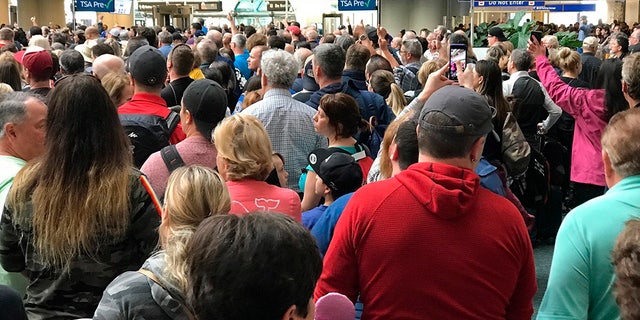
[328,143,371,161]
[0,177,14,194]
[353,142,372,159]
[165,111,180,134]
[160,144,186,173]
[138,268,196,320]
[405,64,420,76]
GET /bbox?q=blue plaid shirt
[243,89,327,192]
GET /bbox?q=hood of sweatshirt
[394,162,481,220]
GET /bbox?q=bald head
[92,54,125,80]
[85,26,99,40]
[206,29,223,49]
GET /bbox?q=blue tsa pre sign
[76,0,115,12]
[339,0,376,11]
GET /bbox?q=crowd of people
[0,12,639,320]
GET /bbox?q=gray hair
[510,49,533,72]
[402,30,417,41]
[0,92,38,138]
[197,38,218,64]
[622,53,640,101]
[293,48,312,72]
[159,31,172,45]
[261,49,298,89]
[402,39,422,58]
[119,29,130,41]
[231,34,247,48]
[59,49,85,75]
[335,35,355,52]
[307,30,318,41]
[312,43,345,80]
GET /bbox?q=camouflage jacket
[0,169,161,320]
[94,251,191,320]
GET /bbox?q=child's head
[308,149,363,199]
[613,219,640,320]
[272,153,289,188]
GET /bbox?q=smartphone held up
[448,43,467,81]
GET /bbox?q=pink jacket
[226,179,301,221]
[535,55,607,186]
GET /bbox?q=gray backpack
[499,111,531,177]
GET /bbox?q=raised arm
[227,12,238,35]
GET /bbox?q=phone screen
[449,44,467,81]
[531,31,542,43]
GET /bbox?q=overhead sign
[198,1,223,11]
[114,0,131,14]
[76,0,115,12]
[267,1,288,11]
[534,3,596,11]
[474,1,543,6]
[339,0,376,11]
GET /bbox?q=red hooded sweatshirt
[315,162,536,320]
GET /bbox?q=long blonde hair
[369,70,407,116]
[161,165,231,291]
[7,74,132,269]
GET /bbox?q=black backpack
[120,112,180,168]
[511,76,546,138]
[511,147,550,209]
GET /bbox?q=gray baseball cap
[419,86,494,136]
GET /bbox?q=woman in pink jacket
[528,39,628,206]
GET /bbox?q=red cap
[286,25,301,36]
[22,48,53,77]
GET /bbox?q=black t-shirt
[161,76,193,108]
[24,86,51,98]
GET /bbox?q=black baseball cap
[182,79,228,132]
[308,149,363,195]
[488,26,508,42]
[127,45,167,87]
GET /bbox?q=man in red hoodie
[314,85,536,319]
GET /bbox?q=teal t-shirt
[537,175,640,320]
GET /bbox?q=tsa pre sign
[76,0,115,12]
[339,0,376,11]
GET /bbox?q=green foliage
[555,31,583,48]
[467,22,491,47]
[497,11,538,49]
